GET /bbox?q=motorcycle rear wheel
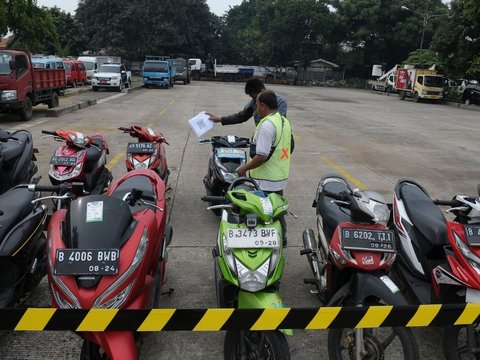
[224,330,290,360]
[443,325,480,359]
[80,340,109,360]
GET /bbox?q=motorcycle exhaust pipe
[302,228,317,252]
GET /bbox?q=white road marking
[97,93,127,104]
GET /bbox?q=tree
[403,49,443,68]
[432,0,480,80]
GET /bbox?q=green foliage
[432,0,480,80]
[402,49,443,68]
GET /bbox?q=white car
[91,63,131,91]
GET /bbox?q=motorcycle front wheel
[443,325,480,359]
[224,330,290,360]
[80,340,109,360]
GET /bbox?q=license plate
[341,228,395,253]
[54,249,119,275]
[226,228,279,248]
[127,142,156,154]
[465,225,480,246]
[50,156,77,167]
[99,80,108,84]
[216,148,246,159]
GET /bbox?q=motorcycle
[0,183,48,307]
[202,177,291,360]
[42,129,112,195]
[390,179,480,359]
[300,174,419,360]
[0,129,38,194]
[30,168,172,360]
[118,125,169,183]
[200,135,249,216]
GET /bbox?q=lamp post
[401,6,441,50]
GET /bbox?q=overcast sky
[36,0,243,16]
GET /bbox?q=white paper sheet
[188,111,215,137]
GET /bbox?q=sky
[36,0,244,16]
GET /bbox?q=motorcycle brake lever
[446,206,470,213]
[207,204,232,210]
[138,199,164,212]
[31,193,74,204]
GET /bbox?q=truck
[0,49,66,121]
[142,56,176,88]
[368,65,397,93]
[188,58,254,82]
[171,58,191,85]
[77,55,121,84]
[395,65,445,102]
[91,63,131,92]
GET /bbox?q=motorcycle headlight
[236,258,269,292]
[222,234,236,274]
[49,162,83,181]
[94,226,149,308]
[220,169,238,183]
[1,90,17,101]
[455,232,480,265]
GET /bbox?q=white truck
[188,58,255,82]
[91,63,131,92]
[368,65,397,93]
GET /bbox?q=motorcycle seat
[0,187,35,241]
[398,182,448,257]
[0,131,31,164]
[85,138,105,163]
[317,181,351,241]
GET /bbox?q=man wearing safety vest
[237,90,293,246]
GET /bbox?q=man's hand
[206,112,222,123]
[237,166,247,178]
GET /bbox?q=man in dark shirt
[207,78,287,126]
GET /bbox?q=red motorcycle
[301,174,418,360]
[42,130,112,194]
[391,179,480,359]
[119,126,169,183]
[30,168,172,360]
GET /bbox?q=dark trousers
[265,189,287,245]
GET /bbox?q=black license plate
[54,249,119,275]
[341,228,396,253]
[127,142,156,154]
[50,156,77,167]
[465,225,480,246]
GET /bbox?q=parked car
[91,63,131,92]
[63,60,87,87]
[172,58,191,85]
[462,84,480,105]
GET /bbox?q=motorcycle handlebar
[323,190,348,202]
[41,130,57,136]
[201,195,226,203]
[29,184,62,192]
[434,199,463,207]
[141,193,156,202]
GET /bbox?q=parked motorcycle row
[1,125,479,360]
[0,125,171,360]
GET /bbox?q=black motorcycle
[0,129,38,194]
[0,184,48,307]
[200,135,249,216]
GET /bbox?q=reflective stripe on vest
[250,112,291,182]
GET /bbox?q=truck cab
[172,58,191,85]
[142,56,176,88]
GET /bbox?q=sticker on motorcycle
[380,275,400,293]
[260,197,273,215]
[361,255,374,265]
[86,201,103,222]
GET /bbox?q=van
[77,56,97,84]
[64,60,87,87]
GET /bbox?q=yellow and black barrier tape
[2,304,480,332]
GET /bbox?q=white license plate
[226,228,278,248]
[466,288,480,303]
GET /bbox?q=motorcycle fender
[84,331,138,360]
[238,290,293,336]
[328,272,408,306]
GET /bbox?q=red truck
[0,49,66,121]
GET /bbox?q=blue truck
[142,56,176,88]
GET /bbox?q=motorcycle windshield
[64,195,136,250]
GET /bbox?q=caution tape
[1,304,480,332]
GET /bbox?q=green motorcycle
[202,177,292,360]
